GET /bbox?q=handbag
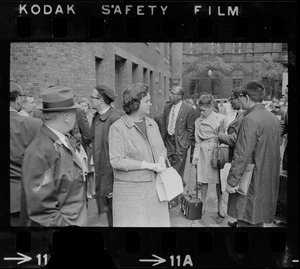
[210,140,231,169]
[156,160,184,202]
[236,164,255,195]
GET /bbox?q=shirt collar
[99,106,110,115]
[45,124,70,149]
[172,100,182,109]
[9,106,18,112]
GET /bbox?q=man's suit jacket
[162,102,195,156]
[20,125,87,227]
[10,110,43,213]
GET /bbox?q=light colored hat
[38,86,80,112]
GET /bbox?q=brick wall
[10,42,176,116]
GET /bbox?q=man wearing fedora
[20,86,88,227]
[90,84,123,227]
[10,81,43,226]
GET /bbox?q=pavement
[87,147,286,228]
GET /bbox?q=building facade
[10,42,182,117]
[182,43,288,99]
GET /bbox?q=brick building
[10,42,183,117]
[182,43,288,99]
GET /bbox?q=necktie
[168,106,176,135]
[65,136,82,168]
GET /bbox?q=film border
[0,0,297,268]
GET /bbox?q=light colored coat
[194,111,227,184]
[227,104,281,224]
[109,115,170,227]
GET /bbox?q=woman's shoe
[217,208,225,218]
[228,221,238,227]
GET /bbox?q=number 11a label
[37,254,48,266]
[170,255,193,267]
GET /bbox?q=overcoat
[227,104,281,224]
[20,125,87,227]
[91,107,122,214]
[10,110,43,213]
[109,115,170,227]
[193,111,227,184]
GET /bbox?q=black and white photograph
[9,42,288,228]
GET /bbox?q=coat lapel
[42,125,83,169]
[175,102,184,126]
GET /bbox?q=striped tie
[168,106,176,135]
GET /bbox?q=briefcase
[180,194,203,220]
[275,173,287,223]
[180,165,202,220]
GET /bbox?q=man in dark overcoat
[162,86,195,182]
[10,81,43,226]
[90,84,123,227]
[20,86,87,227]
[226,81,281,227]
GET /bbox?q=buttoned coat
[227,104,281,224]
[162,102,195,157]
[91,107,122,214]
[109,115,170,227]
[193,111,227,184]
[20,125,87,227]
[10,110,43,213]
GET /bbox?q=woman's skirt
[113,179,170,227]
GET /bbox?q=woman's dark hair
[123,83,149,114]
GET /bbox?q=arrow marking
[4,252,32,265]
[139,254,166,266]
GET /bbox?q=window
[132,63,138,83]
[233,79,242,89]
[282,43,288,55]
[95,57,103,84]
[232,43,242,53]
[189,79,197,95]
[115,56,126,109]
[143,68,148,85]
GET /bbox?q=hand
[226,184,239,194]
[141,161,166,172]
[155,163,167,173]
[192,158,198,166]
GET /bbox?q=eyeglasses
[170,92,180,96]
[238,93,247,99]
[90,96,100,100]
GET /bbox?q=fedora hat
[38,86,81,112]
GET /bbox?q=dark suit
[162,102,195,180]
[10,110,43,216]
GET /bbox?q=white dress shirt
[168,100,182,135]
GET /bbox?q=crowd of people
[9,79,287,227]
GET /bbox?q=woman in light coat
[109,83,170,227]
[192,94,227,217]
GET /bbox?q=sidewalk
[87,151,285,227]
